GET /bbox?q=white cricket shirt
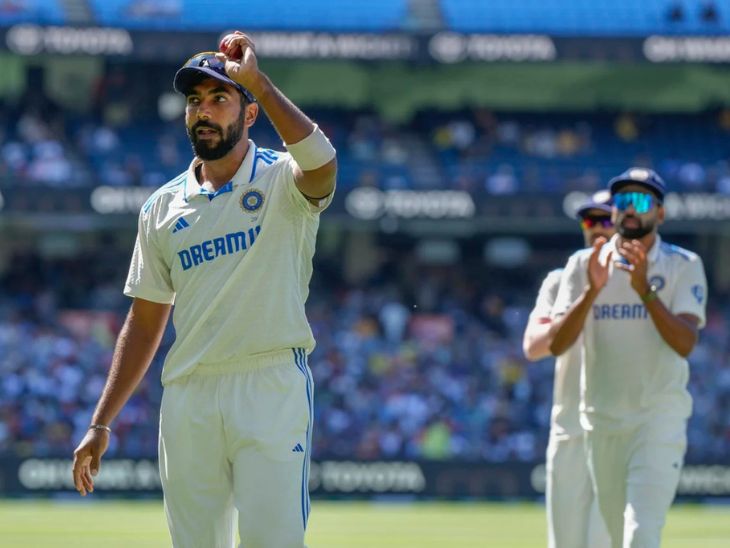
[124,140,333,385]
[553,234,707,432]
[529,268,583,439]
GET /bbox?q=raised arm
[616,239,704,357]
[218,32,337,202]
[72,298,171,496]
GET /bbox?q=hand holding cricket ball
[217,31,263,97]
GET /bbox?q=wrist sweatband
[285,125,336,171]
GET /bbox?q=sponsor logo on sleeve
[691,285,705,304]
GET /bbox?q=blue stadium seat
[6,1,724,35]
[90,0,407,31]
[0,0,66,25]
[440,0,727,36]
[90,0,181,29]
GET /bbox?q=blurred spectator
[126,0,181,18]
[677,161,707,190]
[1,98,728,194]
[0,249,727,463]
[27,141,72,186]
[0,0,25,14]
[666,2,685,23]
[715,163,730,194]
[485,164,518,195]
[700,2,720,24]
[523,129,558,159]
[614,113,639,142]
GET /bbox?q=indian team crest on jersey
[241,189,264,213]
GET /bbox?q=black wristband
[300,190,332,201]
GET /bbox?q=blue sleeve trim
[143,173,186,213]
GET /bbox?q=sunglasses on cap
[580,215,614,230]
[177,51,256,103]
[613,192,656,214]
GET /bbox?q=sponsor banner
[246,32,417,61]
[3,186,730,223]
[12,457,161,493]
[644,36,730,63]
[428,32,557,63]
[89,186,155,215]
[5,24,133,56]
[2,26,729,64]
[345,188,476,220]
[2,457,730,498]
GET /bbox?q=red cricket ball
[219,34,243,60]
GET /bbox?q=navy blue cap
[575,189,613,219]
[174,51,256,103]
[608,167,666,202]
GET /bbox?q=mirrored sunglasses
[580,216,614,229]
[613,192,655,214]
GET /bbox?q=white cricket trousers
[585,417,686,548]
[158,348,313,548]
[546,434,610,548]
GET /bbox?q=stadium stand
[0,3,727,481]
[0,0,65,25]
[3,97,730,193]
[1,247,728,462]
[441,0,726,35]
[3,1,724,35]
[89,0,408,31]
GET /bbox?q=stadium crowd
[1,249,728,463]
[3,96,730,194]
[1,57,728,466]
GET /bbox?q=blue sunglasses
[613,192,656,214]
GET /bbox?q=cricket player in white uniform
[523,190,612,548]
[550,168,707,548]
[72,31,337,548]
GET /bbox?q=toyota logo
[345,187,385,220]
[7,24,44,55]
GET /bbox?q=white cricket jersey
[553,234,707,433]
[529,268,583,439]
[124,140,333,385]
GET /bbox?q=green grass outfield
[1,499,728,547]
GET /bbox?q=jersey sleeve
[670,256,708,329]
[124,208,175,304]
[552,253,585,318]
[529,269,562,321]
[281,155,335,215]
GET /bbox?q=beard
[617,215,655,239]
[187,111,244,161]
